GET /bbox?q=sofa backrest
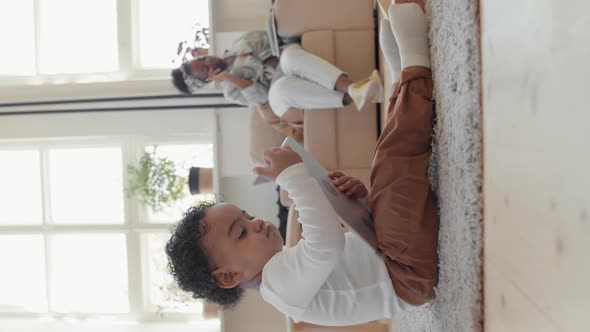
[275,0,375,39]
[302,29,378,180]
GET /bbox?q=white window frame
[0,0,215,87]
[0,134,219,323]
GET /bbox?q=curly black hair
[165,197,245,309]
[171,68,191,94]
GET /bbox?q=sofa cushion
[275,0,375,39]
[302,30,378,171]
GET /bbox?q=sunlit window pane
[144,233,203,313]
[0,150,43,225]
[48,234,128,313]
[145,143,214,223]
[138,0,210,68]
[49,147,125,224]
[0,0,36,75]
[38,0,118,74]
[0,235,47,312]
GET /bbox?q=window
[48,147,125,224]
[0,0,211,82]
[145,143,214,223]
[0,235,47,312]
[38,0,119,75]
[0,0,36,76]
[0,149,43,225]
[140,143,215,314]
[0,138,217,323]
[138,0,210,69]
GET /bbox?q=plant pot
[188,167,213,195]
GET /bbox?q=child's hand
[253,147,303,181]
[328,171,368,200]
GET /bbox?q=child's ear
[212,268,243,289]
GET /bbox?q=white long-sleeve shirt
[260,164,411,326]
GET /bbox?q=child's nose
[255,219,264,232]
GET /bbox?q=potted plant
[173,22,210,66]
[127,147,214,212]
[127,147,187,212]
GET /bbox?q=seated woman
[171,31,383,124]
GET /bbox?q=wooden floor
[482,0,590,330]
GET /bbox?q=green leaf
[125,149,188,212]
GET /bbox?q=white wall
[0,109,215,140]
[217,107,257,177]
[219,176,280,227]
[0,80,180,105]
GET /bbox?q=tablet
[280,137,379,253]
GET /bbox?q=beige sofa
[247,0,380,208]
[249,0,379,194]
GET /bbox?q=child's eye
[239,228,247,239]
[249,215,256,220]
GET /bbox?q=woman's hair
[165,197,245,309]
[171,68,191,94]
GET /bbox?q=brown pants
[369,66,439,306]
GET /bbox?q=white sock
[379,19,401,82]
[388,3,431,69]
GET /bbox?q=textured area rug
[392,0,483,331]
